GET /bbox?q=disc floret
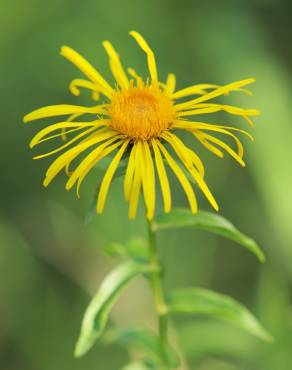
[108,86,176,140]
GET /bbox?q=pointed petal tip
[43,179,49,187]
[246,77,256,85]
[60,45,71,56]
[23,114,32,124]
[102,40,110,47]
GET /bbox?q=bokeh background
[1,0,292,369]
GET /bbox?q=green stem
[147,219,168,367]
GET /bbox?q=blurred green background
[1,0,292,369]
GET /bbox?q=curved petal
[173,84,253,100]
[66,137,123,195]
[141,140,156,220]
[172,84,220,99]
[173,120,254,142]
[129,31,158,84]
[60,46,114,98]
[96,139,130,214]
[157,142,197,213]
[128,144,142,219]
[76,140,124,196]
[124,143,138,201]
[43,129,118,186]
[161,132,205,177]
[33,126,98,159]
[194,132,224,158]
[24,104,108,123]
[69,79,100,101]
[176,103,259,127]
[61,112,86,142]
[161,133,218,211]
[196,131,245,166]
[127,68,144,87]
[164,73,176,95]
[102,41,129,90]
[174,78,256,111]
[30,120,108,148]
[152,139,171,213]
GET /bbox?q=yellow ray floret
[24,31,259,220]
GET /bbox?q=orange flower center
[108,87,176,140]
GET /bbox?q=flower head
[24,31,259,220]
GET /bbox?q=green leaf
[152,208,265,262]
[167,287,273,343]
[112,328,180,369]
[74,261,153,357]
[121,361,155,370]
[105,238,149,262]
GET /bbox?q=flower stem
[147,219,168,367]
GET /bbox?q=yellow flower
[24,31,258,220]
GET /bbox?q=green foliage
[167,287,272,342]
[75,261,154,357]
[153,208,265,262]
[75,207,270,368]
[109,328,180,369]
[105,237,149,262]
[121,361,155,370]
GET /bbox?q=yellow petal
[34,127,82,146]
[174,78,256,111]
[33,126,97,159]
[24,104,108,123]
[141,141,156,220]
[161,132,205,177]
[152,139,171,213]
[187,165,219,211]
[172,84,219,99]
[124,143,138,201]
[173,120,254,142]
[128,145,142,219]
[161,133,218,211]
[197,131,245,166]
[43,129,117,186]
[60,46,114,98]
[177,103,259,122]
[157,142,197,213]
[164,73,176,95]
[67,137,123,196]
[127,68,144,87]
[69,79,100,101]
[129,31,158,84]
[194,132,224,158]
[96,140,130,214]
[102,41,129,90]
[30,120,108,148]
[61,112,85,142]
[76,140,123,196]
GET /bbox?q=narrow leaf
[113,328,180,369]
[121,361,155,370]
[105,238,149,262]
[168,287,272,342]
[152,208,265,262]
[75,261,152,357]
